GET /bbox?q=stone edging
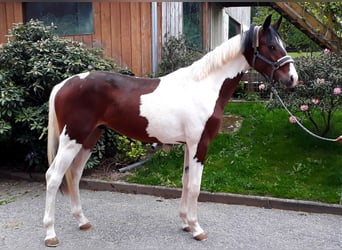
[1,170,341,216]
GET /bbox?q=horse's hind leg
[67,127,103,231]
[43,129,82,247]
[68,148,92,230]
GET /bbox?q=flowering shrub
[267,51,342,136]
[0,20,145,170]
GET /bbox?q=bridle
[251,26,294,85]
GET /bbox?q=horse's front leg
[179,145,190,232]
[180,143,208,241]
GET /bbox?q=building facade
[0,2,251,76]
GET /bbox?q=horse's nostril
[291,75,294,82]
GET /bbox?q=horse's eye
[268,45,276,51]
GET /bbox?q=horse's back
[52,71,161,144]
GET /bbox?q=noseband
[251,26,294,84]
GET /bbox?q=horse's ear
[273,16,282,31]
[263,14,272,30]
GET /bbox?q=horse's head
[244,15,298,88]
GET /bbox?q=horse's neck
[190,34,250,89]
[199,41,249,112]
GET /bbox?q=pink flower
[0,43,3,49]
[298,80,304,84]
[311,99,319,105]
[258,84,266,90]
[289,116,297,124]
[316,78,325,84]
[300,105,309,112]
[333,87,341,95]
[324,48,331,54]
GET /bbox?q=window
[183,2,203,50]
[23,2,94,36]
[229,17,241,38]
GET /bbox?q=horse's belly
[140,115,186,144]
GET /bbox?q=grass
[126,102,342,204]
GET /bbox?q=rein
[251,26,342,144]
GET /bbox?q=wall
[162,2,182,43]
[225,7,251,28]
[0,3,246,76]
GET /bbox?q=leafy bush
[158,35,203,76]
[0,20,146,171]
[267,51,342,136]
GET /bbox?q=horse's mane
[189,25,255,81]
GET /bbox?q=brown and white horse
[43,15,298,246]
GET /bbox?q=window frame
[23,2,94,36]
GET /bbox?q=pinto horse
[43,15,298,247]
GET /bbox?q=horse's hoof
[45,237,60,247]
[194,233,208,241]
[79,222,92,231]
[182,226,191,233]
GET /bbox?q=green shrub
[267,51,342,136]
[0,20,146,171]
[158,35,203,76]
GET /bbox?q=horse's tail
[47,85,60,166]
[47,83,72,195]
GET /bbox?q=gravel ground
[0,178,341,249]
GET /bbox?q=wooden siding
[70,2,154,76]
[162,2,182,43]
[0,2,153,76]
[0,3,23,43]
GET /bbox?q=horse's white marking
[289,63,298,87]
[140,33,250,144]
[44,126,83,242]
[78,72,90,79]
[69,148,92,228]
[275,36,286,52]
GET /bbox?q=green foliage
[267,51,342,136]
[0,20,146,170]
[116,135,146,162]
[301,2,342,37]
[158,35,203,76]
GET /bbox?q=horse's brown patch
[54,72,161,148]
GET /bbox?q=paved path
[0,178,341,249]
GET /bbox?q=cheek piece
[251,26,294,84]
